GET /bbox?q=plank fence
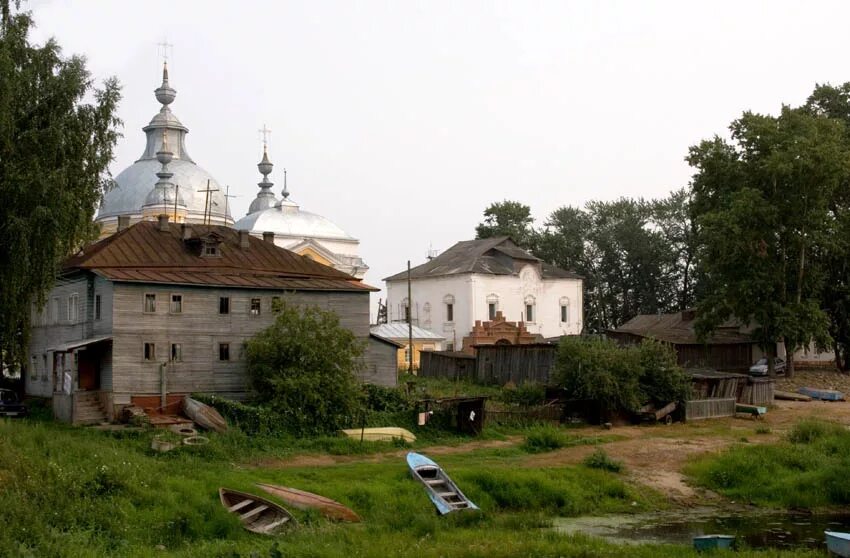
[685,398,737,420]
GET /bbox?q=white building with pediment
[383,237,583,351]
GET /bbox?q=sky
[25,0,850,318]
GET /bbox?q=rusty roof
[609,312,754,345]
[64,221,377,292]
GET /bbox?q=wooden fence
[418,351,476,381]
[474,344,556,385]
[685,398,737,420]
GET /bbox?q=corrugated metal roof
[610,312,753,345]
[370,323,446,341]
[383,237,582,281]
[65,221,377,292]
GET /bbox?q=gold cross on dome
[157,39,174,62]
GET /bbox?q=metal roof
[369,323,446,341]
[383,237,582,281]
[64,221,377,293]
[609,312,754,345]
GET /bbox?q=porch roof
[48,335,112,352]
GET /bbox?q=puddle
[553,508,850,550]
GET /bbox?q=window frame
[219,296,230,315]
[143,293,157,314]
[488,302,497,321]
[250,298,261,316]
[446,303,454,323]
[169,293,183,314]
[67,293,79,323]
[95,294,102,321]
[218,342,231,361]
[170,343,182,362]
[143,342,156,362]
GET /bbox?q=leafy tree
[475,200,537,250]
[688,106,848,376]
[0,1,121,369]
[245,302,365,436]
[637,338,691,405]
[651,188,700,310]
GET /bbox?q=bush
[501,383,546,407]
[192,394,284,435]
[787,419,846,444]
[522,424,569,453]
[583,449,623,473]
[554,336,690,415]
[245,302,365,436]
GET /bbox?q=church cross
[223,185,238,218]
[197,180,219,225]
[258,124,272,148]
[157,39,174,62]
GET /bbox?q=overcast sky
[26,0,850,318]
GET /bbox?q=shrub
[583,449,623,473]
[501,383,546,407]
[522,424,569,453]
[192,394,283,435]
[637,338,691,405]
[787,419,845,444]
[245,302,365,436]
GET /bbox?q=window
[203,243,219,257]
[525,304,534,322]
[446,343,454,352]
[144,343,156,361]
[144,293,156,313]
[30,356,37,380]
[95,294,102,321]
[272,296,281,312]
[560,304,568,323]
[170,294,183,314]
[50,297,59,324]
[219,297,230,314]
[67,294,79,323]
[446,303,454,322]
[250,298,261,316]
[488,303,496,320]
[170,343,182,362]
[219,343,230,361]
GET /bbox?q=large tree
[0,2,121,369]
[474,199,537,250]
[688,106,848,376]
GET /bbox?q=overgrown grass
[687,419,850,509]
[521,424,607,454]
[583,449,624,473]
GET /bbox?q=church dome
[97,63,232,226]
[234,203,354,241]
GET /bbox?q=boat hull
[341,427,416,443]
[826,531,850,557]
[693,535,735,551]
[184,396,228,433]
[256,483,361,522]
[219,488,295,535]
[798,387,845,401]
[407,452,478,515]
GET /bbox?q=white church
[95,63,367,278]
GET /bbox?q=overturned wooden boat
[219,488,295,535]
[826,531,850,557]
[693,534,735,551]
[257,483,361,522]
[774,390,812,402]
[798,387,845,401]
[183,396,228,433]
[340,427,416,443]
[407,452,478,515]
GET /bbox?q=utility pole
[408,260,414,374]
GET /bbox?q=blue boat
[406,452,479,515]
[826,531,850,557]
[693,534,735,551]
[798,387,845,401]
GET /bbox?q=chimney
[117,215,130,231]
[180,223,192,240]
[262,231,275,243]
[239,229,251,249]
[157,214,169,232]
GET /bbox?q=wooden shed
[474,344,556,385]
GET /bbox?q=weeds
[583,449,624,473]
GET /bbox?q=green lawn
[0,417,823,558]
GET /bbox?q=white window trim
[143,342,156,362]
[67,293,79,323]
[169,293,183,314]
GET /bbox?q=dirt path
[255,397,850,505]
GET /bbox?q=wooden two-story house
[27,215,381,423]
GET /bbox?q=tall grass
[686,419,850,509]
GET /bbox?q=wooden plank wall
[418,351,476,381]
[738,378,775,406]
[362,337,399,387]
[685,398,736,420]
[475,345,556,385]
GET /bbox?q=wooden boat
[826,531,850,557]
[798,387,845,401]
[774,390,812,402]
[407,452,478,515]
[340,427,416,443]
[183,396,228,433]
[219,488,295,535]
[693,534,735,551]
[256,483,361,522]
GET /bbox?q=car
[0,389,28,418]
[748,357,786,376]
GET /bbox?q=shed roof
[609,312,754,345]
[370,323,446,341]
[65,221,376,292]
[369,333,405,348]
[383,237,581,281]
